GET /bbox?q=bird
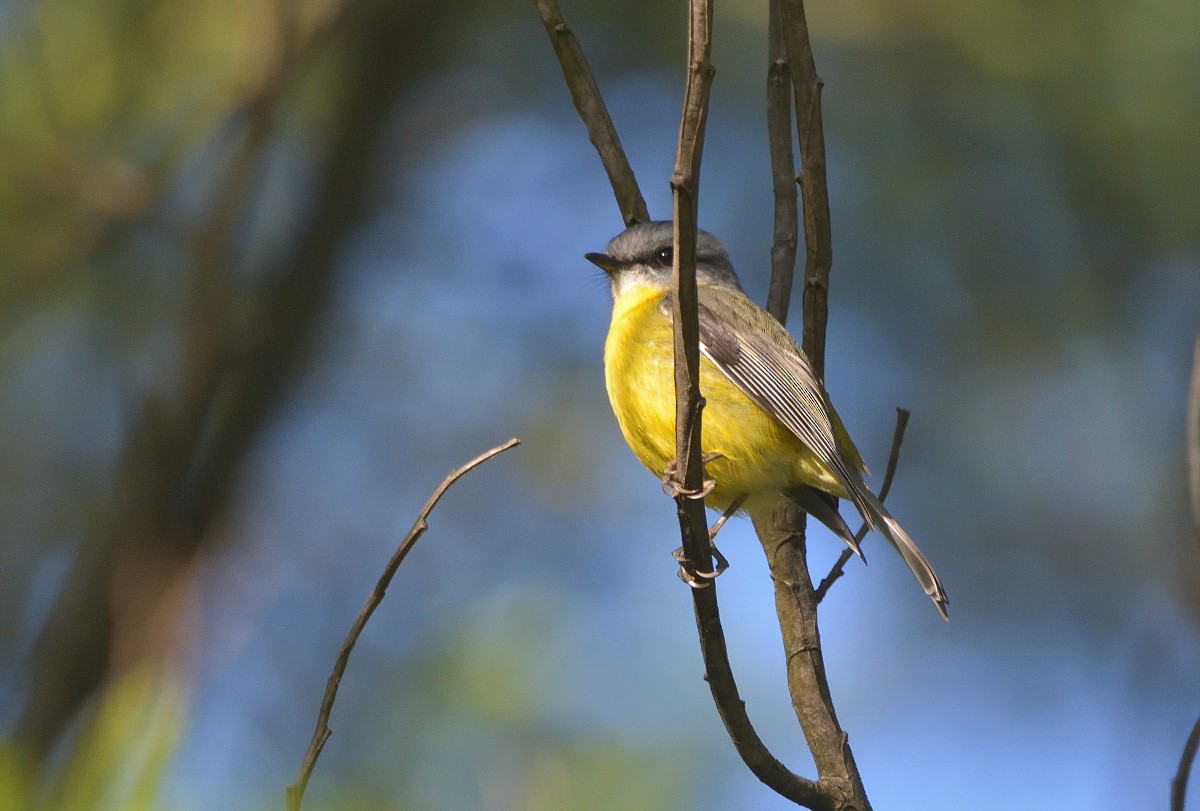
[586,220,949,619]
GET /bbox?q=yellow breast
[603,284,825,511]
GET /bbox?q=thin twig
[1173,715,1200,811]
[286,438,521,811]
[765,0,799,325]
[814,408,910,604]
[776,0,833,376]
[669,0,716,527]
[667,2,825,805]
[533,0,650,227]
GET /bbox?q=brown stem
[533,0,650,226]
[286,439,521,811]
[753,506,872,811]
[765,0,799,325]
[1187,338,1199,545]
[776,0,833,376]
[756,1,872,808]
[668,2,825,805]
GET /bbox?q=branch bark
[756,1,872,808]
[776,0,834,378]
[537,1,872,806]
[1177,341,1200,811]
[533,0,650,227]
[667,1,825,806]
[668,1,824,806]
[765,0,799,325]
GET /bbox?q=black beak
[585,252,620,274]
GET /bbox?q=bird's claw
[672,541,729,588]
[660,453,724,500]
[661,477,716,500]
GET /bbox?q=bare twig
[765,0,799,325]
[286,438,521,811]
[814,408,910,603]
[1187,338,1200,544]
[669,0,715,535]
[533,0,650,227]
[1173,715,1200,811]
[776,0,833,376]
[666,3,825,806]
[755,1,873,807]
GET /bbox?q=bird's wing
[694,287,950,619]
[690,288,876,526]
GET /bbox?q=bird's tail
[853,484,950,620]
[786,485,864,560]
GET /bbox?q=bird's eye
[654,247,674,267]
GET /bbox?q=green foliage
[1,665,184,811]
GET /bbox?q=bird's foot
[660,453,723,500]
[672,540,729,588]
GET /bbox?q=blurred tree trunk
[13,0,431,767]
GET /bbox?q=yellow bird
[587,221,949,619]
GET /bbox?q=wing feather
[692,295,876,527]
[667,287,950,618]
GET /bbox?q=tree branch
[755,1,872,808]
[286,438,521,811]
[536,1,865,806]
[1175,341,1200,811]
[533,0,650,226]
[1173,715,1200,811]
[776,0,833,377]
[667,3,825,805]
[765,0,799,325]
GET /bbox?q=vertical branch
[777,0,833,374]
[669,0,715,522]
[765,0,799,325]
[536,2,868,807]
[752,508,870,809]
[668,2,825,807]
[756,1,873,808]
[669,0,721,736]
[533,0,650,227]
[1177,341,1200,811]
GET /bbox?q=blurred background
[1,0,1198,808]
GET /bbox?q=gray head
[585,220,743,298]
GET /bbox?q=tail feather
[786,485,864,561]
[856,485,950,620]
